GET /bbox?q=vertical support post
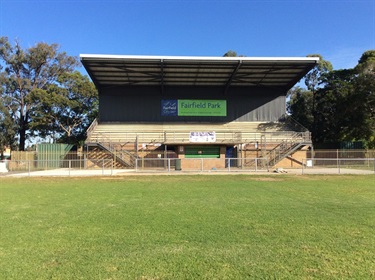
[168,159,170,172]
[228,159,231,172]
[338,158,341,174]
[135,135,139,158]
[69,160,71,177]
[164,144,167,170]
[255,158,258,172]
[84,153,87,169]
[302,158,305,175]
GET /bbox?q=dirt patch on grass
[253,177,284,181]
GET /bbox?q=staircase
[266,132,311,167]
[97,142,136,168]
[86,120,136,168]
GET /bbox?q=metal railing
[4,159,114,176]
[134,158,270,173]
[85,118,98,140]
[3,156,374,176]
[301,158,375,174]
[87,130,311,145]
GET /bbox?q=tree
[354,50,375,147]
[314,69,357,144]
[304,54,333,143]
[287,86,313,131]
[311,50,375,147]
[223,50,246,57]
[356,50,375,73]
[0,96,17,159]
[30,71,98,145]
[0,37,79,150]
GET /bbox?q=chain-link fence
[301,158,375,174]
[4,159,114,176]
[2,150,375,176]
[309,149,375,159]
[134,158,270,173]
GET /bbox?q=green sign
[178,100,227,116]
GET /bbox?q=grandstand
[81,55,318,170]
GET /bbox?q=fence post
[338,158,341,174]
[69,160,71,177]
[135,159,138,172]
[255,158,257,172]
[168,159,170,172]
[302,159,304,175]
[228,159,231,173]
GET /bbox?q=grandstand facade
[81,55,318,170]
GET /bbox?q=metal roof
[80,54,319,93]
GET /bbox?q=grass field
[0,175,374,279]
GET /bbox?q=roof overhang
[80,54,319,93]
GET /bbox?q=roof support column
[160,59,164,95]
[224,60,242,95]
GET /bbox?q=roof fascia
[80,54,320,63]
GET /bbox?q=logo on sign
[161,100,178,116]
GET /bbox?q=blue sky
[1,0,374,70]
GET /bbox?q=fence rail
[2,157,374,176]
[88,130,311,145]
[134,158,270,173]
[3,159,114,176]
[301,158,375,174]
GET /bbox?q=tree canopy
[0,37,98,151]
[288,50,375,148]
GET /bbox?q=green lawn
[1,175,374,279]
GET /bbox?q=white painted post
[302,159,305,175]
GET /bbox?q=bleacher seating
[86,121,305,145]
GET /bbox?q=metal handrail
[87,130,311,144]
[86,118,98,140]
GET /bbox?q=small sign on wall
[189,132,216,143]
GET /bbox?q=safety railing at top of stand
[85,118,98,141]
